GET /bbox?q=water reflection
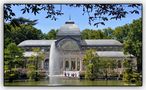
[5,79,125,86]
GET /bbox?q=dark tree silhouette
[10,17,37,27]
[4,4,141,27]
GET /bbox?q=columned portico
[62,56,82,77]
[63,57,82,71]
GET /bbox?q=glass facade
[71,61,76,70]
[44,59,49,70]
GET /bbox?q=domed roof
[57,20,81,36]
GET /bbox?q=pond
[4,79,131,86]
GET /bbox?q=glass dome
[57,20,81,36]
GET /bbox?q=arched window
[57,39,80,50]
[65,61,69,69]
[71,61,76,70]
[118,60,121,68]
[44,59,49,70]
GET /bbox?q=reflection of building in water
[18,20,136,78]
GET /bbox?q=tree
[27,48,45,81]
[4,43,24,82]
[10,17,37,27]
[4,4,141,27]
[122,59,141,85]
[124,18,142,73]
[47,29,58,39]
[83,49,99,80]
[41,29,58,39]
[81,29,106,39]
[27,55,36,81]
[113,24,130,43]
[83,49,118,80]
[4,17,43,46]
[81,29,88,39]
[103,27,114,39]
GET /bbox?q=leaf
[27,8,29,13]
[100,22,105,25]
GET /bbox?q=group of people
[64,72,77,77]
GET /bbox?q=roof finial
[69,14,71,20]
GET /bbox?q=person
[68,73,70,77]
[64,72,66,76]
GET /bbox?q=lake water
[4,79,127,86]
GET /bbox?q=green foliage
[4,68,20,82]
[81,29,106,39]
[96,58,117,79]
[10,17,37,27]
[4,43,24,68]
[27,56,36,80]
[26,48,45,81]
[113,24,130,43]
[4,43,24,82]
[103,27,114,39]
[123,70,141,85]
[83,50,119,80]
[43,29,58,39]
[81,28,115,39]
[102,18,142,73]
[122,59,133,83]
[85,64,93,80]
[83,49,99,80]
[122,59,142,85]
[4,18,43,47]
[123,18,142,72]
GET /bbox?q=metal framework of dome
[57,20,81,36]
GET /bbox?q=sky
[10,4,142,34]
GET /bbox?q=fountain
[49,41,62,75]
[49,41,63,85]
